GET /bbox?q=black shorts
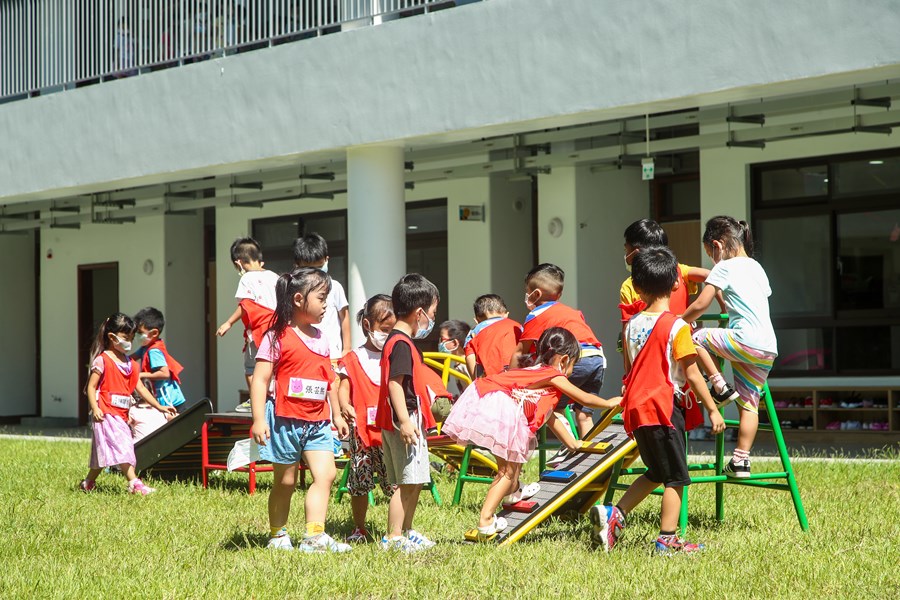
[632,406,690,488]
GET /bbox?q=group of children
[79,214,778,556]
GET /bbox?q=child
[336,294,399,543]
[682,216,778,479]
[464,294,522,379]
[216,237,279,411]
[444,327,620,540]
[80,313,177,494]
[437,319,471,399]
[249,267,351,553]
[511,263,605,441]
[293,232,350,364]
[590,246,725,554]
[133,307,186,408]
[374,273,440,553]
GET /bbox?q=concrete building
[1,0,899,442]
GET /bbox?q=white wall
[537,167,580,300]
[0,232,36,416]
[489,175,534,323]
[5,0,900,203]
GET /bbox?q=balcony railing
[0,0,473,103]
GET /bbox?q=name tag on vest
[288,378,327,402]
[367,406,377,426]
[110,394,132,409]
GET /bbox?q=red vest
[621,312,703,434]
[141,339,183,384]
[97,352,140,420]
[339,349,383,448]
[619,269,690,323]
[375,334,437,432]
[420,367,453,401]
[240,298,275,348]
[465,318,523,377]
[521,303,601,349]
[475,365,562,433]
[273,329,334,421]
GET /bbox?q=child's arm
[329,376,349,439]
[339,307,351,357]
[547,413,580,451]
[685,266,710,282]
[549,376,622,410]
[337,375,355,423]
[216,306,243,337]
[681,283,718,324]
[509,340,532,369]
[465,354,478,380]
[681,356,726,434]
[140,365,170,381]
[135,380,178,416]
[86,372,104,422]
[249,360,274,445]
[388,375,419,446]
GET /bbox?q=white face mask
[133,333,150,349]
[624,256,632,273]
[369,330,388,351]
[114,335,132,354]
[320,260,329,273]
[524,289,539,311]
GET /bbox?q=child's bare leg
[269,463,298,531]
[479,459,520,527]
[351,496,369,530]
[302,450,337,526]
[616,474,661,515]
[400,484,423,532]
[736,407,758,453]
[548,413,579,450]
[694,345,720,379]
[120,464,138,480]
[575,409,593,438]
[659,486,684,533]
[387,484,422,536]
[84,467,103,482]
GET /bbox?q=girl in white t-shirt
[682,216,778,480]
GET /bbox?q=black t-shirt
[386,330,420,415]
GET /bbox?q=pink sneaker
[79,479,96,493]
[128,479,156,495]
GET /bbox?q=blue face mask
[414,310,435,340]
[438,341,453,354]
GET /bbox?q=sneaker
[267,534,294,551]
[79,479,96,493]
[128,479,156,495]
[546,447,572,467]
[710,383,739,408]
[298,532,352,553]
[475,517,508,542]
[345,528,370,543]
[505,482,541,504]
[234,400,252,413]
[723,458,751,479]
[380,535,421,553]
[655,535,704,555]
[589,504,624,552]
[406,529,437,549]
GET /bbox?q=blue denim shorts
[257,400,334,465]
[558,353,606,414]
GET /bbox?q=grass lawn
[1,437,899,599]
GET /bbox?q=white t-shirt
[234,269,279,309]
[315,279,349,359]
[335,346,382,385]
[706,257,778,354]
[625,312,695,393]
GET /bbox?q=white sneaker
[380,535,421,553]
[234,400,252,413]
[298,532,352,553]
[506,482,540,504]
[546,448,571,467]
[267,534,294,551]
[406,529,436,550]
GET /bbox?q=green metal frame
[336,457,442,505]
[603,313,809,534]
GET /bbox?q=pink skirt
[441,385,535,464]
[89,414,136,469]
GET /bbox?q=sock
[306,522,325,537]
[270,526,287,538]
[709,373,727,394]
[659,531,678,542]
[733,448,750,464]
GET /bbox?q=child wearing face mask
[80,313,177,494]
[436,319,471,402]
[335,294,399,543]
[444,327,621,540]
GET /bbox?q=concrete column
[347,145,406,346]
[536,166,579,302]
[0,232,36,417]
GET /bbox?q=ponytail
[267,267,332,340]
[703,215,752,259]
[527,327,580,368]
[738,220,754,258]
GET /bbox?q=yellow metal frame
[429,443,499,473]
[422,352,472,386]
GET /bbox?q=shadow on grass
[221,530,270,550]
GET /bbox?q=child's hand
[160,406,178,418]
[606,396,623,408]
[216,322,231,337]
[333,416,350,440]
[399,420,420,446]
[251,420,270,446]
[91,407,105,422]
[709,411,726,435]
[339,403,355,424]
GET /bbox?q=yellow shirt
[620,263,698,306]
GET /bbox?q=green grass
[1,438,899,599]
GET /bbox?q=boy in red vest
[133,307,186,409]
[591,246,724,555]
[511,264,604,443]
[375,273,441,553]
[464,294,522,379]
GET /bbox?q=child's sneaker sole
[589,505,622,552]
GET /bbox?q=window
[752,150,900,375]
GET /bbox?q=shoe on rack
[234,400,252,413]
[655,535,704,555]
[590,504,625,552]
[723,458,751,479]
[298,533,352,553]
